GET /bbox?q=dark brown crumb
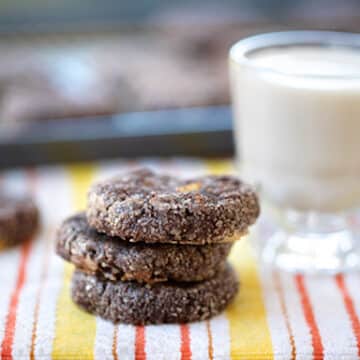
[71,264,239,325]
[87,168,259,245]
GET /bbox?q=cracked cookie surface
[71,263,239,324]
[87,168,259,244]
[57,213,232,283]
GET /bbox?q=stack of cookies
[56,169,259,325]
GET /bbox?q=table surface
[0,158,359,360]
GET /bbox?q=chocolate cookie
[87,168,259,245]
[56,214,232,283]
[0,193,39,247]
[71,264,238,324]
[57,213,232,283]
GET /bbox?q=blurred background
[1,0,360,167]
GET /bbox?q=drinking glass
[230,31,360,273]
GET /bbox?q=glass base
[261,210,360,273]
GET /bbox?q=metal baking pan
[0,106,234,168]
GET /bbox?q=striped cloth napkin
[0,158,360,360]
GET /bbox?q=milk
[230,44,360,212]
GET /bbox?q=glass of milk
[230,31,360,273]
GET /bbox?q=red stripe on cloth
[205,320,213,360]
[274,272,296,360]
[27,169,37,193]
[295,274,324,360]
[180,324,192,360]
[112,326,119,360]
[335,274,360,357]
[135,326,146,360]
[1,240,32,360]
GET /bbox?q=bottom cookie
[71,264,239,325]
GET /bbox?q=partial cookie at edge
[0,193,39,247]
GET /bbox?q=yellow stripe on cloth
[206,160,273,360]
[52,164,97,360]
[205,159,234,175]
[228,241,273,359]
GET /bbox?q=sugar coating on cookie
[57,213,233,283]
[71,264,239,324]
[87,168,259,245]
[0,193,39,247]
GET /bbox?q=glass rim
[229,30,360,80]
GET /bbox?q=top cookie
[87,168,259,245]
